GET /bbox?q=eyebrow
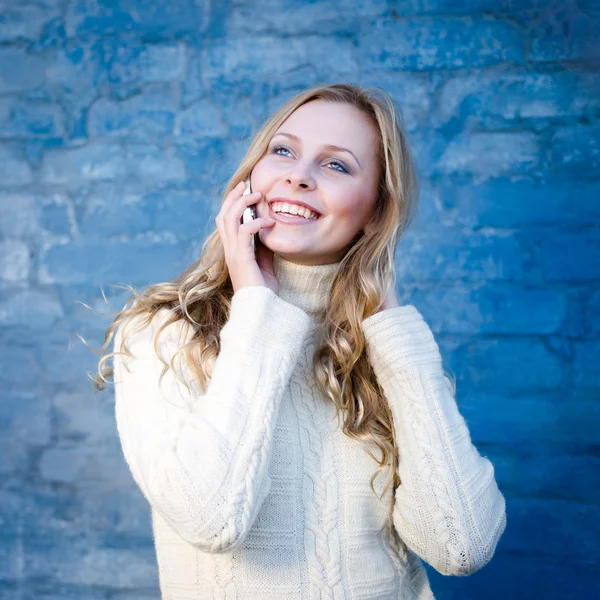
[272,131,362,168]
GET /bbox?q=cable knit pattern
[362,306,507,576]
[113,254,506,599]
[290,351,344,600]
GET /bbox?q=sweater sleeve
[113,285,312,553]
[361,304,507,577]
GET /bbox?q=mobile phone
[241,176,258,253]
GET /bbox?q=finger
[217,181,246,221]
[224,191,263,241]
[217,185,256,239]
[238,217,275,242]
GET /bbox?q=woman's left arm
[362,296,507,577]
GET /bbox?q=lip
[268,197,322,218]
[267,203,321,225]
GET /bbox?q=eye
[271,145,349,174]
[272,145,293,157]
[328,159,349,174]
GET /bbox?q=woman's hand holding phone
[216,180,279,295]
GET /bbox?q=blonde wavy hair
[86,82,456,537]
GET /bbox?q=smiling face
[251,100,381,265]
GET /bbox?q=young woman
[95,83,506,599]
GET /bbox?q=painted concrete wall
[1,1,598,598]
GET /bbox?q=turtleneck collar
[272,253,342,317]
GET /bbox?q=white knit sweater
[113,253,506,600]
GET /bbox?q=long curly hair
[86,82,456,537]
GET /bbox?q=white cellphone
[241,176,258,253]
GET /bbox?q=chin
[259,232,303,253]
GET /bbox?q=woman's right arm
[113,285,311,553]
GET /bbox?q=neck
[272,253,342,317]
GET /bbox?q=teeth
[271,201,319,220]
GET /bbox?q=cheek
[329,187,374,223]
[251,158,280,186]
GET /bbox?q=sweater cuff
[219,285,312,351]
[361,305,442,373]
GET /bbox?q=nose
[285,163,315,190]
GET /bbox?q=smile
[268,204,321,225]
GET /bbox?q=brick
[44,40,106,125]
[358,72,433,132]
[41,239,191,285]
[550,125,600,179]
[27,541,159,588]
[41,141,128,185]
[396,230,534,283]
[410,284,567,335]
[362,16,524,72]
[573,340,600,389]
[176,99,228,138]
[0,143,33,186]
[409,0,505,13]
[0,534,21,580]
[539,231,600,282]
[39,442,127,485]
[295,36,361,79]
[0,98,65,139]
[125,144,186,184]
[436,70,600,125]
[181,39,204,107]
[0,1,61,42]
[463,394,600,447]
[41,197,73,236]
[528,5,600,62]
[77,187,151,238]
[0,393,51,475]
[0,47,46,94]
[0,194,40,238]
[449,338,563,393]
[561,289,590,339]
[53,391,117,445]
[141,190,215,240]
[0,489,21,533]
[493,449,600,505]
[89,86,176,141]
[583,288,600,337]
[39,445,88,484]
[15,584,110,600]
[35,335,97,385]
[106,41,185,85]
[80,488,155,539]
[109,592,162,600]
[0,288,63,329]
[202,36,357,83]
[436,132,540,177]
[435,178,600,229]
[227,0,387,36]
[67,547,158,588]
[500,497,600,562]
[0,343,43,391]
[427,553,600,600]
[0,241,30,283]
[0,438,28,476]
[570,7,600,60]
[41,139,184,187]
[66,0,205,37]
[174,137,228,188]
[19,502,156,586]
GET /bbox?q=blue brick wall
[1,1,598,598]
